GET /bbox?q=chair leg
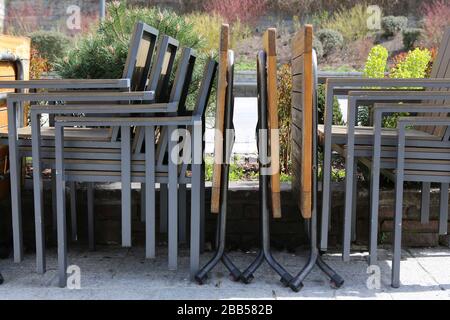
[200,167,206,253]
[8,103,23,263]
[145,126,156,259]
[190,123,202,279]
[439,183,449,235]
[168,125,178,270]
[392,175,404,289]
[70,182,78,242]
[52,169,57,233]
[160,184,168,233]
[121,126,132,248]
[31,113,45,273]
[178,184,187,244]
[55,125,67,288]
[141,183,146,223]
[351,161,358,242]
[87,183,95,251]
[343,157,356,262]
[421,182,431,224]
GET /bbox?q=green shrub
[317,84,343,126]
[402,28,422,51]
[381,16,408,37]
[312,37,324,60]
[390,48,432,79]
[361,45,388,127]
[56,1,205,80]
[383,48,431,128]
[323,4,370,42]
[55,1,209,110]
[363,45,388,78]
[30,31,70,66]
[316,29,343,56]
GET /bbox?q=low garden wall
[0,182,448,256]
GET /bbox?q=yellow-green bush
[186,13,251,53]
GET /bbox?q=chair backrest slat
[416,27,450,137]
[146,36,179,102]
[108,22,159,142]
[291,25,314,219]
[123,22,159,91]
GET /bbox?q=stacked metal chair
[51,53,216,286]
[2,21,217,286]
[0,22,159,273]
[311,24,450,287]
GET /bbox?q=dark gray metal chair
[0,22,159,272]
[317,26,450,263]
[24,46,190,272]
[393,115,450,288]
[52,57,217,286]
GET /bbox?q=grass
[235,58,256,71]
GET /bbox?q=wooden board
[211,24,230,214]
[263,28,282,219]
[291,25,313,219]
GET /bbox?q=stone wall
[0,182,448,256]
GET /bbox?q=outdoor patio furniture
[238,29,293,287]
[25,46,193,269]
[393,115,450,287]
[195,24,242,284]
[6,30,182,275]
[0,21,159,272]
[317,26,450,263]
[289,25,344,292]
[52,56,217,287]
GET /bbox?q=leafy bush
[390,48,432,78]
[30,31,70,67]
[312,37,324,60]
[55,1,209,110]
[316,29,343,56]
[361,45,388,127]
[203,0,268,25]
[322,4,370,42]
[381,16,408,37]
[421,0,450,48]
[402,28,422,51]
[363,45,388,78]
[317,84,343,126]
[56,1,205,80]
[186,13,251,53]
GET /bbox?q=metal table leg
[239,51,293,287]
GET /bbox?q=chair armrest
[30,102,178,115]
[7,90,154,103]
[398,116,450,127]
[0,79,130,90]
[54,115,197,127]
[326,77,450,88]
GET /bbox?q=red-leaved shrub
[203,0,268,25]
[421,0,450,48]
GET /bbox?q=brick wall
[0,182,448,255]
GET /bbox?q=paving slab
[0,246,449,300]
